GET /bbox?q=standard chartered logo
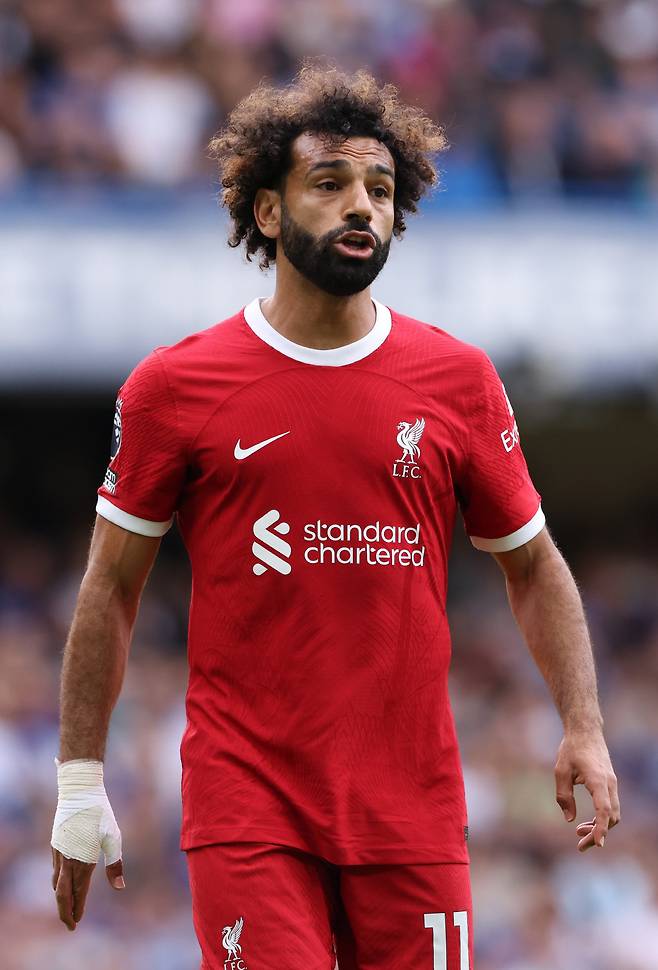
[252,510,292,575]
[251,511,426,576]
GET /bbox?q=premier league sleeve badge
[110,397,123,462]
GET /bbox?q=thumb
[99,806,122,869]
[106,858,125,890]
[556,773,576,822]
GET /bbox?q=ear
[254,187,281,240]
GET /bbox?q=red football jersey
[97,298,544,865]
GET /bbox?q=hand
[51,847,124,931]
[554,731,620,851]
[51,758,124,929]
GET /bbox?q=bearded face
[279,200,392,297]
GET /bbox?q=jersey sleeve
[96,351,186,537]
[457,351,544,552]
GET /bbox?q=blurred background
[1,0,658,968]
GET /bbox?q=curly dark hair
[209,62,448,269]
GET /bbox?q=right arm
[54,350,186,929]
[59,514,160,762]
[52,514,160,930]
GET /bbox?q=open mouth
[333,232,376,258]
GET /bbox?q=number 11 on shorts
[424,911,470,969]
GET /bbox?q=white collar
[243,297,392,366]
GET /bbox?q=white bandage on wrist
[51,758,122,866]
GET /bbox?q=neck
[260,257,375,350]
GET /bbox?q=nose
[342,182,373,224]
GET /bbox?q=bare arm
[493,528,602,733]
[493,527,620,850]
[59,515,161,760]
[53,514,160,930]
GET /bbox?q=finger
[51,847,62,892]
[106,858,125,890]
[578,828,597,852]
[609,775,621,827]
[71,861,96,923]
[589,780,612,847]
[576,820,595,836]
[576,817,598,851]
[55,858,76,931]
[555,767,576,822]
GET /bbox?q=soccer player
[51,66,620,969]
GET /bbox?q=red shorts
[187,842,473,970]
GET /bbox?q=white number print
[423,911,470,970]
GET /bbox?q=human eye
[317,180,339,191]
[372,185,391,199]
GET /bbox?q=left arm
[493,527,621,851]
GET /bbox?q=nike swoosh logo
[234,431,290,460]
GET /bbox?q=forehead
[290,132,395,175]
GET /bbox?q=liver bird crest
[396,417,425,463]
[222,916,244,960]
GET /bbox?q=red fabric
[187,842,473,970]
[98,306,540,865]
[457,353,539,541]
[100,351,187,524]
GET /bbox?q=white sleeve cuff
[470,505,545,553]
[96,496,172,537]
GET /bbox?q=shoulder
[122,308,249,397]
[152,309,247,376]
[388,307,494,384]
[117,309,248,436]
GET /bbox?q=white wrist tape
[51,759,122,866]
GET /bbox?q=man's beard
[279,201,391,297]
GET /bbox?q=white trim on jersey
[243,297,392,366]
[96,496,172,537]
[470,504,545,553]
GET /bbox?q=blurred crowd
[0,523,657,969]
[1,0,658,200]
[3,6,657,968]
